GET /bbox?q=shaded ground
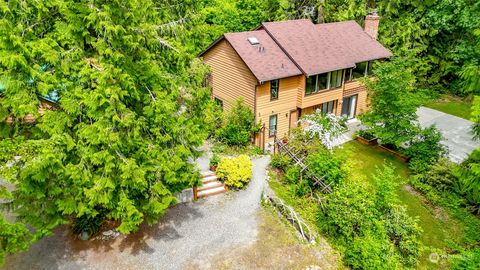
[185,208,342,270]
[4,156,270,270]
[417,106,480,163]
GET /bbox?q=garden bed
[355,136,378,146]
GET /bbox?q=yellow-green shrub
[216,155,252,189]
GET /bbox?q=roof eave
[197,35,226,58]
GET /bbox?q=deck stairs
[198,171,227,198]
[275,139,332,193]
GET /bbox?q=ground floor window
[321,100,335,114]
[269,114,278,137]
[214,97,223,109]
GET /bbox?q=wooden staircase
[197,171,227,199]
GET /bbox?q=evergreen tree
[0,0,214,261]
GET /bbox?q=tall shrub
[360,59,420,148]
[216,98,255,146]
[404,125,447,173]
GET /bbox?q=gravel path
[4,155,270,270]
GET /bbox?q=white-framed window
[269,114,278,137]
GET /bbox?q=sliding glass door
[341,95,357,119]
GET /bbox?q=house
[199,14,392,149]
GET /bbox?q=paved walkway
[417,106,480,163]
[4,154,270,270]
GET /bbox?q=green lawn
[424,94,472,120]
[335,141,467,269]
[270,140,478,269]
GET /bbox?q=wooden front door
[289,109,298,135]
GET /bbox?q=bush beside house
[216,155,252,189]
[216,98,257,146]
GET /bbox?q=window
[305,73,328,95]
[344,68,353,82]
[330,70,343,88]
[306,76,316,95]
[321,100,335,114]
[270,79,279,100]
[317,73,328,90]
[367,61,373,76]
[214,97,223,109]
[353,62,368,79]
[269,115,277,137]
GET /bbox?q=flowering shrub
[216,155,252,189]
[298,111,347,150]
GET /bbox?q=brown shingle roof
[200,19,392,81]
[261,19,392,76]
[224,30,302,82]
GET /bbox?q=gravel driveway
[4,155,270,270]
[417,106,480,163]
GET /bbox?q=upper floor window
[270,79,279,100]
[344,68,353,82]
[305,70,342,95]
[353,62,368,79]
[330,70,343,88]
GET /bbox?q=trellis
[275,139,332,193]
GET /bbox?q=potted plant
[356,129,378,145]
[209,153,220,171]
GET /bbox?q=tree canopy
[0,0,215,261]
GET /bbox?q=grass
[424,94,472,120]
[335,141,471,269]
[269,140,480,269]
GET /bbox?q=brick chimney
[364,11,380,40]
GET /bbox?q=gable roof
[200,30,302,82]
[224,30,303,82]
[200,19,392,81]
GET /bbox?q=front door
[289,109,298,135]
[341,95,357,119]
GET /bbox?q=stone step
[200,171,215,177]
[198,181,224,191]
[201,175,218,184]
[197,185,226,198]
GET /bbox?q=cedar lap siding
[199,15,392,149]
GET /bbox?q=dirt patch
[185,208,343,270]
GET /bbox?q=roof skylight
[247,37,259,45]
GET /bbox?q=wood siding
[202,39,257,111]
[256,76,301,144]
[342,79,369,115]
